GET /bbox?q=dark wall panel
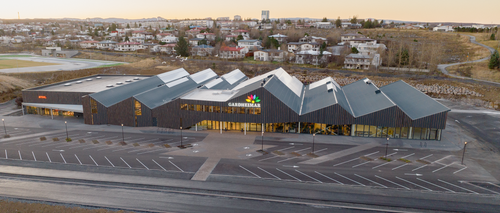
[82,95,92,125]
[23,91,90,105]
[299,104,355,124]
[107,97,134,126]
[136,99,153,127]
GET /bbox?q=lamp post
[2,119,6,135]
[64,121,68,140]
[385,137,389,158]
[312,133,316,154]
[261,131,264,151]
[461,142,468,165]
[121,124,124,142]
[180,126,183,147]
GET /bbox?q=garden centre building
[22,68,450,140]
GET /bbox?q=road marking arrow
[393,149,407,151]
[404,173,423,176]
[283,165,300,168]
[52,149,65,152]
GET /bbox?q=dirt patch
[0,199,125,213]
[273,150,285,155]
[360,156,373,161]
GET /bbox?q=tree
[51,30,55,35]
[351,16,358,24]
[198,39,208,45]
[397,48,410,66]
[335,17,342,28]
[125,35,130,42]
[304,33,309,36]
[134,22,138,28]
[491,33,496,40]
[351,47,359,54]
[175,36,189,57]
[126,23,130,28]
[236,35,244,41]
[488,50,500,69]
[322,17,328,22]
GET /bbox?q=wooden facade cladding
[135,99,154,127]
[107,97,135,126]
[299,104,355,124]
[23,91,90,105]
[82,95,92,124]
[354,106,398,127]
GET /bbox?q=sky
[1,0,499,24]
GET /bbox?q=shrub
[52,137,59,142]
[105,141,112,145]
[3,134,10,138]
[118,141,127,146]
[79,139,85,143]
[40,136,46,141]
[398,158,411,163]
[65,138,72,142]
[163,144,171,148]
[379,157,392,162]
[133,143,140,147]
[92,139,99,144]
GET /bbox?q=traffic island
[92,139,99,144]
[65,138,72,142]
[307,153,319,158]
[105,141,112,145]
[118,141,127,146]
[398,158,412,163]
[163,144,171,148]
[290,152,301,156]
[39,136,46,141]
[79,139,85,143]
[256,150,268,155]
[273,150,285,155]
[379,157,392,162]
[416,159,430,164]
[177,144,192,149]
[3,134,10,138]
[147,143,155,148]
[52,137,59,142]
[360,156,373,161]
[133,143,140,147]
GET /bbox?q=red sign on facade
[38,96,47,99]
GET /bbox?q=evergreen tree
[351,16,358,24]
[322,17,328,22]
[175,36,189,57]
[236,35,244,41]
[488,50,500,69]
[126,23,130,28]
[351,47,359,54]
[491,33,496,40]
[198,39,208,46]
[125,35,130,42]
[335,17,342,28]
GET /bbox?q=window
[134,100,142,116]
[180,104,188,110]
[90,99,98,114]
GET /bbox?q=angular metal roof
[190,68,217,84]
[380,80,450,120]
[342,78,396,117]
[156,68,189,83]
[202,69,248,90]
[90,76,164,107]
[264,76,303,114]
[301,77,347,115]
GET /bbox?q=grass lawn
[0,59,59,69]
[449,61,500,83]
[0,55,33,57]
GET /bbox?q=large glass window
[134,100,142,116]
[413,128,422,140]
[180,104,188,110]
[430,128,437,140]
[369,126,377,137]
[376,126,382,137]
[91,99,98,114]
[400,127,409,139]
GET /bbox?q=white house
[196,32,216,41]
[219,46,249,59]
[79,40,98,49]
[254,49,287,62]
[97,40,118,50]
[295,50,333,65]
[237,40,261,50]
[114,42,141,51]
[344,53,381,70]
[314,22,335,29]
[287,42,303,53]
[191,44,214,56]
[433,25,454,32]
[268,34,288,43]
[159,43,176,54]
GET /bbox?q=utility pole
[65,121,69,140]
[462,142,468,165]
[2,119,6,136]
[121,124,124,142]
[385,137,389,158]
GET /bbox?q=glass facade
[25,106,75,117]
[351,124,441,140]
[182,104,261,115]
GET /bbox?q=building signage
[38,96,47,99]
[228,94,261,108]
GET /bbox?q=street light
[64,121,69,140]
[312,133,316,154]
[261,131,264,151]
[385,137,389,158]
[180,126,183,147]
[121,124,124,142]
[2,119,6,135]
[462,142,468,165]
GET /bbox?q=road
[437,35,500,86]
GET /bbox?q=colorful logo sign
[246,95,261,104]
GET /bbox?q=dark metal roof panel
[380,80,451,120]
[264,77,302,113]
[301,84,336,114]
[342,78,396,117]
[89,76,164,107]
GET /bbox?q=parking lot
[0,128,207,174]
[210,139,500,196]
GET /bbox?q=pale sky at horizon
[1,0,499,24]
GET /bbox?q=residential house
[299,43,321,52]
[185,28,201,36]
[299,36,327,44]
[357,42,386,55]
[189,38,204,46]
[268,34,287,43]
[314,22,335,29]
[433,25,454,32]
[196,32,216,41]
[344,53,381,70]
[254,49,287,62]
[295,50,333,65]
[159,43,176,54]
[129,37,145,43]
[349,38,377,48]
[219,46,249,59]
[225,34,238,41]
[114,42,141,51]
[341,23,362,29]
[237,40,261,50]
[157,33,178,43]
[97,40,118,50]
[287,42,304,53]
[79,40,98,49]
[340,33,364,43]
[191,44,214,56]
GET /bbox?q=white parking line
[152,159,166,171]
[375,175,409,190]
[121,157,132,168]
[372,162,391,169]
[136,158,149,170]
[18,150,22,160]
[276,168,301,181]
[352,161,372,168]
[32,151,36,161]
[488,182,500,189]
[462,182,500,195]
[354,174,387,188]
[432,162,454,173]
[259,155,281,162]
[104,156,114,167]
[395,177,432,191]
[89,155,98,166]
[433,155,451,164]
[400,153,415,159]
[240,165,260,178]
[60,153,66,164]
[295,170,322,183]
[419,154,433,160]
[453,167,467,174]
[257,167,281,180]
[392,163,409,170]
[438,179,478,194]
[46,152,51,162]
[169,160,184,172]
[334,172,364,186]
[277,146,295,152]
[314,171,343,185]
[412,164,427,171]
[333,151,380,167]
[277,157,297,163]
[294,147,311,153]
[75,154,82,165]
[417,178,454,192]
